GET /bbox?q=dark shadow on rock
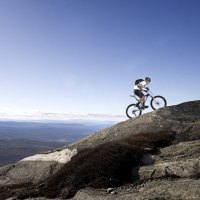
[0,131,176,200]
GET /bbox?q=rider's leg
[140,96,149,108]
[140,96,145,105]
[134,90,145,107]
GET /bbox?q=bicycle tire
[150,96,167,110]
[126,104,142,118]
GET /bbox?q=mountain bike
[126,89,167,118]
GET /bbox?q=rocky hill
[0,100,199,200]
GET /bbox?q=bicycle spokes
[126,104,142,118]
[151,96,167,110]
[132,109,139,116]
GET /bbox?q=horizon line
[0,110,126,122]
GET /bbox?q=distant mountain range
[0,120,116,166]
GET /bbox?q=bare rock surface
[0,100,199,200]
[71,138,200,200]
[68,100,200,150]
[72,179,200,200]
[139,140,200,181]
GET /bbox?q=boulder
[0,148,77,185]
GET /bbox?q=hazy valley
[0,121,114,166]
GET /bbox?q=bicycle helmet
[145,77,151,82]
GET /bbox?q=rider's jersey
[134,80,148,90]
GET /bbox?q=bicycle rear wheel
[150,96,167,110]
[126,104,142,118]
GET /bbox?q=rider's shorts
[134,89,144,98]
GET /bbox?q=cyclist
[133,77,151,109]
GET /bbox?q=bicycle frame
[131,90,154,104]
[127,90,167,118]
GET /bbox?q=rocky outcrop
[0,100,199,200]
[69,101,200,200]
[0,148,77,185]
[139,140,200,180]
[70,141,200,200]
[68,100,200,150]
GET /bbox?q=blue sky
[0,0,199,120]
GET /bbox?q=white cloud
[0,109,126,122]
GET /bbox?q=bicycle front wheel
[150,96,167,110]
[126,104,142,118]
